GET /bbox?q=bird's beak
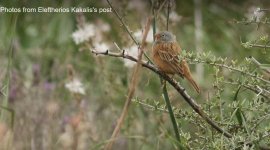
[154,34,160,41]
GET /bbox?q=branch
[249,56,270,74]
[106,0,152,63]
[222,81,270,99]
[91,49,233,138]
[190,59,270,85]
[166,0,171,31]
[107,0,138,45]
[235,19,270,25]
[236,131,270,150]
[247,43,270,49]
[132,98,206,127]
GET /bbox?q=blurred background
[0,0,269,149]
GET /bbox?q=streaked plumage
[152,31,200,93]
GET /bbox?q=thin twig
[251,113,270,132]
[236,19,270,25]
[107,0,138,45]
[90,50,233,138]
[247,43,270,49]
[257,8,270,12]
[106,0,152,63]
[190,59,270,84]
[249,56,270,74]
[152,3,156,38]
[166,0,171,31]
[221,81,270,99]
[157,0,167,15]
[103,17,152,150]
[236,131,270,149]
[133,98,205,127]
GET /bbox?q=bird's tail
[180,60,201,93]
[186,75,200,93]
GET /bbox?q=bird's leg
[160,73,174,88]
[162,79,166,88]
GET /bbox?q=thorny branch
[249,56,270,74]
[188,56,270,98]
[190,59,270,84]
[222,81,270,99]
[91,49,233,138]
[132,98,206,127]
[246,43,270,49]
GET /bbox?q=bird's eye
[162,34,165,37]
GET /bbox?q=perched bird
[152,31,200,93]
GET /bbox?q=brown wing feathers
[153,41,200,93]
[157,42,184,75]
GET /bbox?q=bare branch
[106,0,152,62]
[106,0,138,45]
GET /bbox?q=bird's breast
[152,43,177,74]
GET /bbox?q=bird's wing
[180,60,201,93]
[157,42,184,75]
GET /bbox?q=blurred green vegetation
[0,0,269,149]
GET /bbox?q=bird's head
[154,31,176,43]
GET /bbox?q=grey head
[154,31,176,43]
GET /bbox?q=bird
[152,31,200,93]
